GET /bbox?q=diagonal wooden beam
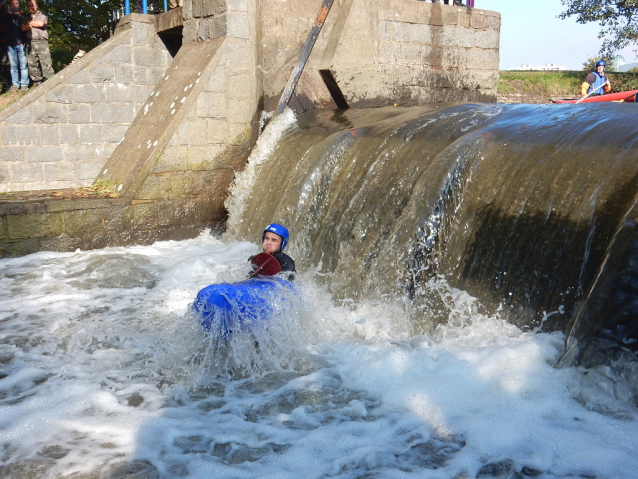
[275,0,335,116]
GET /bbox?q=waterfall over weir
[4,103,638,479]
[228,103,638,362]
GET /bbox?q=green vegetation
[582,56,616,72]
[74,179,121,198]
[0,88,30,112]
[41,0,122,73]
[498,71,584,98]
[498,70,638,100]
[608,70,638,91]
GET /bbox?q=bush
[582,56,615,72]
[50,45,76,73]
[608,71,638,92]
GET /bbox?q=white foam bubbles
[0,232,637,478]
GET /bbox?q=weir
[227,103,638,361]
[1,0,500,256]
[0,0,635,363]
[2,5,638,476]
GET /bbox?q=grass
[498,70,638,99]
[73,180,121,198]
[0,87,30,113]
[0,180,121,201]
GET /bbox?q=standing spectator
[136,0,160,14]
[0,0,11,93]
[3,0,27,91]
[21,0,52,86]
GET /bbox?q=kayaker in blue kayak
[195,223,298,336]
[249,223,296,280]
[580,60,611,97]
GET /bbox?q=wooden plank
[275,0,335,116]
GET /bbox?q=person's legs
[6,45,19,89]
[30,41,54,81]
[26,42,42,84]
[16,44,29,87]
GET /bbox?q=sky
[477,0,638,70]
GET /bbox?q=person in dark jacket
[22,0,54,86]
[0,0,12,92]
[249,223,296,280]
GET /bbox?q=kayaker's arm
[272,252,296,281]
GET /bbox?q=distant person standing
[21,0,53,86]
[136,0,160,14]
[580,60,611,97]
[3,0,27,91]
[0,0,12,92]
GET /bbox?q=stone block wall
[258,0,500,109]
[0,0,502,258]
[162,0,260,185]
[0,15,172,193]
[335,1,500,105]
[159,40,257,183]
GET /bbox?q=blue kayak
[192,277,296,336]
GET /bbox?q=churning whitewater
[1,107,637,479]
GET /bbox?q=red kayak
[552,89,638,104]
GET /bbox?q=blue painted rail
[122,0,169,15]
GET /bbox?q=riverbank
[3,71,637,114]
[497,70,638,104]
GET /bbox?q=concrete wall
[259,0,500,110]
[329,1,500,106]
[0,0,501,257]
[0,15,172,193]
[172,0,262,179]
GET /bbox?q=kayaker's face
[596,65,605,75]
[262,232,282,254]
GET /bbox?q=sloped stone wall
[0,15,172,193]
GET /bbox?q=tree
[559,0,638,57]
[582,55,616,71]
[40,0,122,71]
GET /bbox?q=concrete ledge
[0,193,224,257]
[155,7,184,32]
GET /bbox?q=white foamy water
[1,232,637,479]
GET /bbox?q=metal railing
[118,0,169,16]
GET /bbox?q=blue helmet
[595,60,606,67]
[262,223,289,251]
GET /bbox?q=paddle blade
[251,252,282,276]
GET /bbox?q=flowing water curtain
[228,103,638,352]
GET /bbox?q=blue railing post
[143,0,148,13]
[164,0,167,11]
[125,0,130,14]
